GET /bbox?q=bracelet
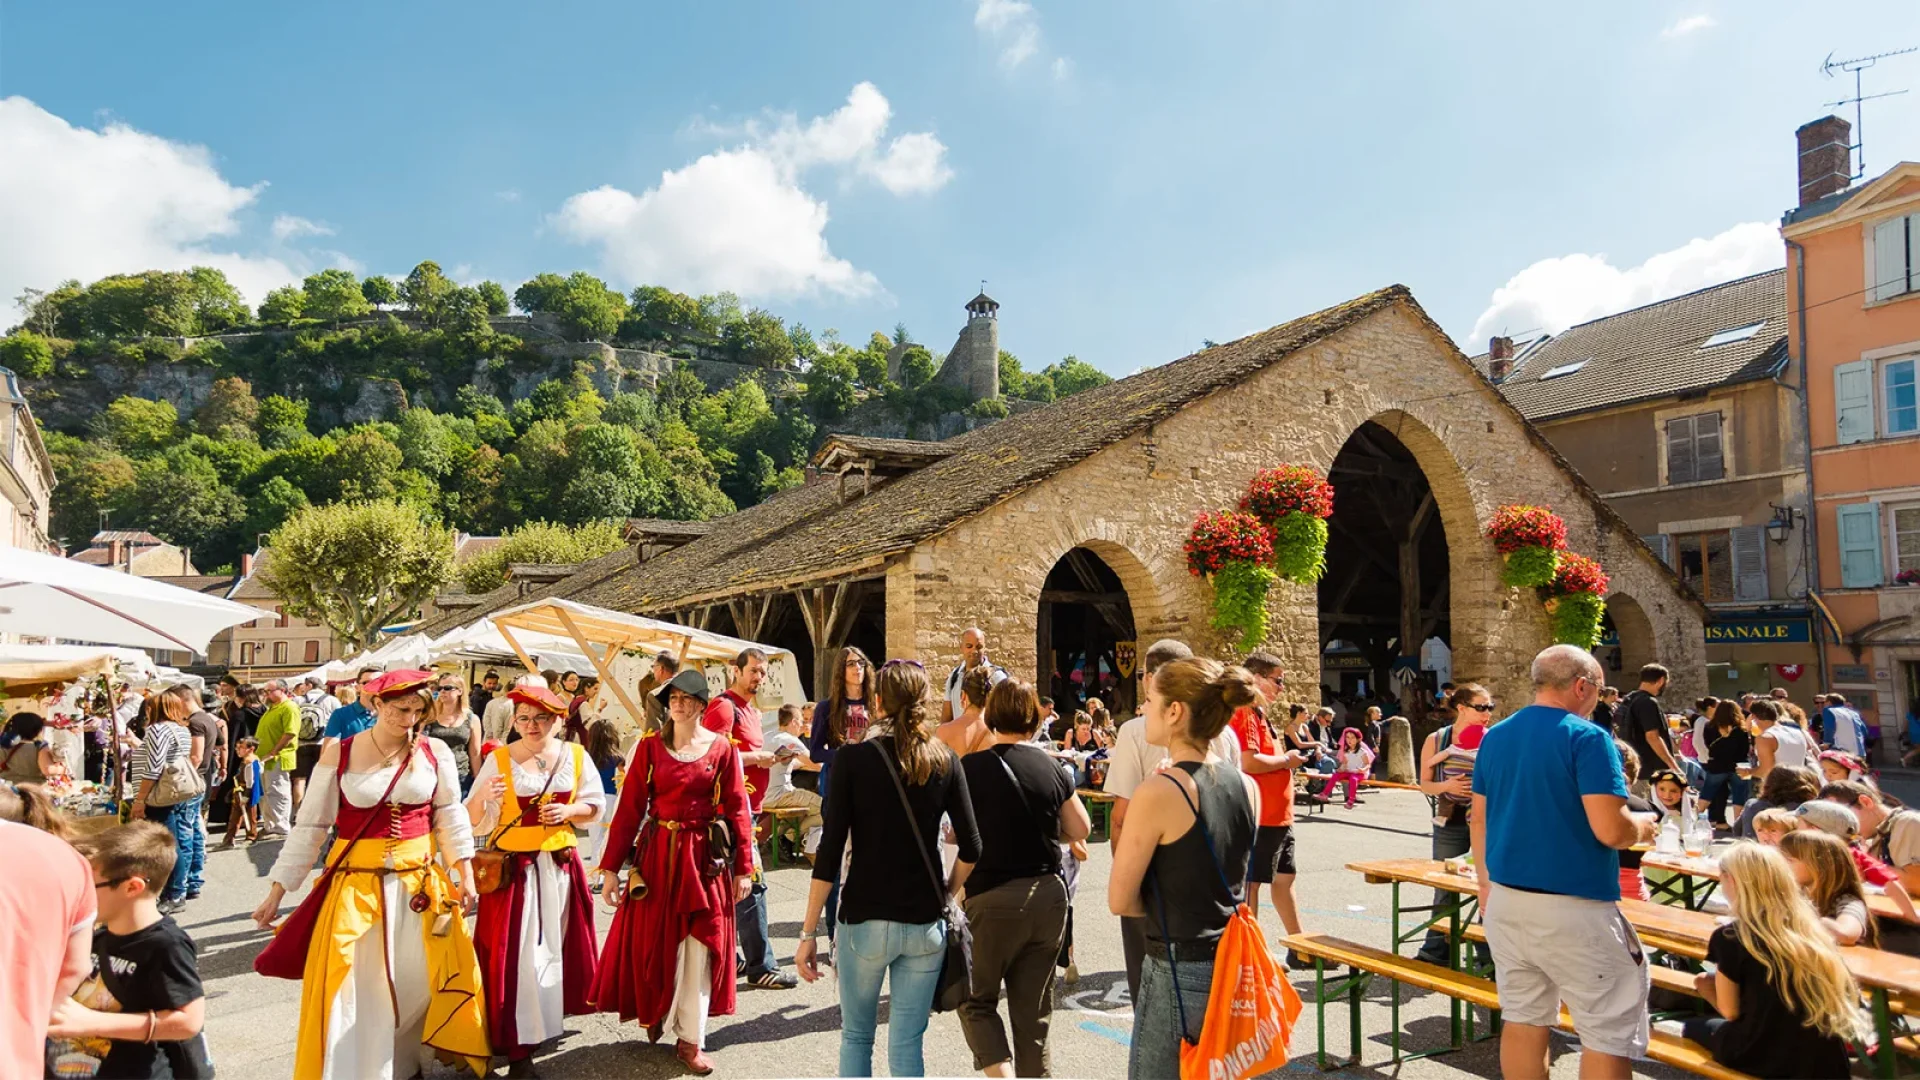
[144,1011,157,1044]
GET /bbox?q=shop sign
[1703,617,1810,644]
[1322,655,1373,670]
[1834,664,1871,683]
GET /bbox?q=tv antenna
[1822,46,1916,179]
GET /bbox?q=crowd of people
[13,620,1920,1080]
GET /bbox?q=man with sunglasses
[320,667,384,745]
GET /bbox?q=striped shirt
[135,722,188,782]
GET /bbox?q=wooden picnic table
[1350,857,1920,1077]
[1641,851,1917,923]
[1077,788,1115,839]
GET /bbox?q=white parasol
[0,546,271,653]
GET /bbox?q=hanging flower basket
[1542,552,1609,650]
[1187,510,1278,651]
[1486,504,1568,588]
[1241,465,1335,584]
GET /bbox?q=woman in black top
[1700,700,1754,831]
[1108,658,1260,1080]
[795,660,980,1078]
[952,678,1091,1077]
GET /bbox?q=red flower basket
[1241,466,1335,524]
[1485,505,1568,554]
[1185,511,1275,578]
[1546,552,1609,597]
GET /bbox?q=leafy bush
[457,519,627,593]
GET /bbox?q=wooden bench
[1282,932,1751,1079]
[756,807,810,868]
[1461,923,1705,1002]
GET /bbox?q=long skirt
[473,847,599,1058]
[293,836,490,1080]
[590,823,737,1034]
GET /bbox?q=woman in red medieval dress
[592,668,754,1075]
[464,680,604,1078]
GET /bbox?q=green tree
[122,446,247,560]
[257,394,310,440]
[475,280,510,316]
[402,261,455,325]
[439,286,492,337]
[898,344,935,389]
[516,272,625,341]
[457,519,626,592]
[44,431,137,547]
[194,376,261,441]
[0,332,54,378]
[454,385,506,418]
[327,428,405,501]
[259,500,456,650]
[1043,355,1111,397]
[93,396,180,454]
[723,309,793,368]
[258,285,307,324]
[602,391,658,433]
[395,408,462,479]
[361,275,400,309]
[698,292,744,331]
[893,321,911,347]
[853,331,892,387]
[302,269,371,321]
[624,286,710,341]
[804,352,858,420]
[185,267,250,333]
[241,475,309,541]
[15,281,83,338]
[73,272,198,338]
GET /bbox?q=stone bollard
[1386,715,1416,784]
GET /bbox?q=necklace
[366,729,408,770]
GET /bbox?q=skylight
[1540,360,1587,380]
[1700,321,1766,349]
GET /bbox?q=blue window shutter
[1731,525,1769,601]
[1875,216,1909,301]
[1836,503,1885,588]
[1641,534,1671,567]
[1835,360,1876,444]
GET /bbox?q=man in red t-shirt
[701,649,797,989]
[1235,653,1311,967]
[0,819,96,1080]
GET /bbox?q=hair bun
[1214,667,1261,710]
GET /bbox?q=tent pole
[553,607,649,733]
[495,623,541,676]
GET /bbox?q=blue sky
[3,1,1918,375]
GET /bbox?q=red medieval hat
[363,669,433,701]
[506,681,569,716]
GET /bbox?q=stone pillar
[1386,714,1415,784]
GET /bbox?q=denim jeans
[1416,822,1489,968]
[1697,771,1751,829]
[188,802,209,894]
[1131,950,1214,1080]
[152,796,204,901]
[836,917,945,1077]
[736,880,776,977]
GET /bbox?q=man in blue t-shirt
[1470,644,1658,1078]
[321,666,382,743]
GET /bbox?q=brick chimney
[240,552,254,578]
[1797,115,1853,206]
[1487,336,1516,382]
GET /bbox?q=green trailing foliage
[1546,591,1607,651]
[1270,512,1329,584]
[1208,559,1276,652]
[1500,545,1560,588]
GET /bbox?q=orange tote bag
[1179,904,1302,1080]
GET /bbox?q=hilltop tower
[933,290,1000,400]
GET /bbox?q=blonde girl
[1680,843,1862,1078]
[1779,829,1878,947]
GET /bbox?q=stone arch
[1601,592,1657,684]
[1015,520,1179,699]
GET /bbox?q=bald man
[942,626,1007,724]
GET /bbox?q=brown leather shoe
[646,1021,663,1045]
[676,1040,714,1075]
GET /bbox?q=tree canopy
[259,500,457,651]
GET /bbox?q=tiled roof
[147,574,237,596]
[454,535,503,561]
[1492,270,1789,422]
[623,518,714,539]
[89,529,165,544]
[417,285,1414,634]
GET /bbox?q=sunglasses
[1462,702,1495,713]
[93,876,131,889]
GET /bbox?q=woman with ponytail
[794,659,981,1078]
[1106,658,1262,1080]
[1678,842,1861,1078]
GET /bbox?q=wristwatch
[801,926,828,940]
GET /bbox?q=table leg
[1390,881,1402,1063]
[1874,988,1895,1079]
[1349,966,1363,1066]
[1448,901,1463,1049]
[1315,960,1328,1070]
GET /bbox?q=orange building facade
[1783,115,1920,742]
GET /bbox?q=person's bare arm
[1059,793,1092,842]
[1242,746,1308,774]
[1822,911,1867,946]
[1885,878,1920,923]
[49,995,205,1042]
[54,923,91,1003]
[1469,793,1490,910]
[1109,780,1167,918]
[1583,793,1653,850]
[1110,796,1130,851]
[1713,971,1740,1021]
[190,733,206,770]
[1756,731,1777,775]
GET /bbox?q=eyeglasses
[1463,702,1495,713]
[93,877,129,889]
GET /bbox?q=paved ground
[187,774,1822,1079]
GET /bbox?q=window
[1835,360,1876,444]
[1540,360,1587,380]
[276,606,289,629]
[1674,531,1735,600]
[1837,503,1885,588]
[1665,412,1724,484]
[1700,321,1766,348]
[1895,505,1920,575]
[1888,358,1918,436]
[304,639,320,664]
[1874,214,1919,302]
[240,642,256,666]
[272,640,288,665]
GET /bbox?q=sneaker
[1286,950,1317,971]
[185,890,201,900]
[158,899,187,916]
[750,968,798,990]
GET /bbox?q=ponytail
[874,661,948,786]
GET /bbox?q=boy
[47,822,210,1078]
[221,736,262,849]
[761,703,824,858]
[1750,807,1799,847]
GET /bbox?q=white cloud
[975,0,1069,75]
[0,97,317,311]
[495,189,521,203]
[270,214,333,242]
[1467,221,1783,344]
[1660,14,1716,38]
[552,83,949,299]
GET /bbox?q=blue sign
[1597,615,1811,648]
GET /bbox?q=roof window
[1539,360,1588,380]
[1699,321,1765,349]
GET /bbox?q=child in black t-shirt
[1673,842,1861,1079]
[46,821,211,1079]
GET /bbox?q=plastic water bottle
[1657,816,1682,855]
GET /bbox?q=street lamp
[1766,503,1801,544]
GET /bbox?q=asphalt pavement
[190,784,1710,1079]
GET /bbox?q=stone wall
[883,301,1708,712]
[935,314,999,401]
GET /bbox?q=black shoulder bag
[875,738,973,1013]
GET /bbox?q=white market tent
[0,547,269,653]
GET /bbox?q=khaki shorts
[1483,883,1651,1059]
